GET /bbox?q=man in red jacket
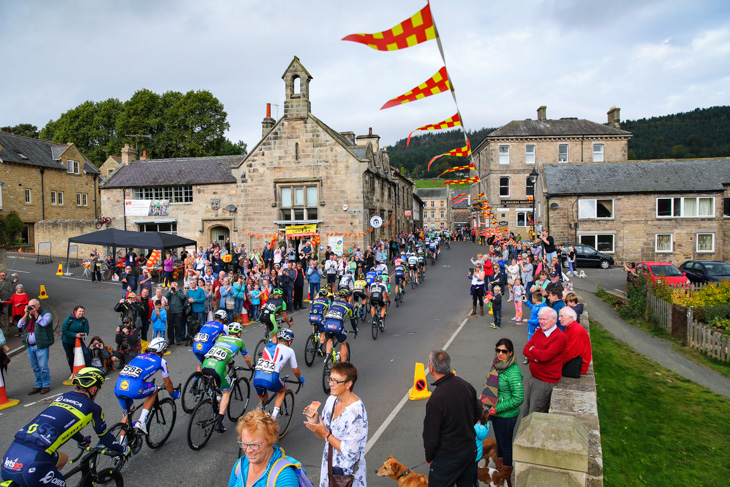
[523,307,566,414]
[559,307,592,376]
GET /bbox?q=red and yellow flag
[342,4,437,51]
[407,113,461,146]
[441,176,478,187]
[427,140,471,171]
[450,192,469,203]
[435,163,475,181]
[381,66,451,110]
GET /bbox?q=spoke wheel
[322,355,333,394]
[276,390,295,439]
[182,371,204,414]
[82,469,124,487]
[187,398,216,451]
[253,338,268,363]
[304,334,317,367]
[146,398,177,449]
[371,315,379,340]
[93,423,127,476]
[227,378,251,422]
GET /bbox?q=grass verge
[414,180,471,190]
[592,321,730,486]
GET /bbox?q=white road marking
[364,315,469,455]
[10,270,30,274]
[60,276,92,282]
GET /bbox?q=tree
[218,139,248,156]
[1,123,39,139]
[0,211,25,245]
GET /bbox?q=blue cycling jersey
[115,353,169,400]
[193,320,226,358]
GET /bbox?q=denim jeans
[309,282,320,300]
[234,297,244,315]
[491,415,518,466]
[250,305,259,321]
[27,344,51,388]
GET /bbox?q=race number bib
[193,333,209,343]
[263,302,277,313]
[256,358,276,374]
[325,310,343,321]
[120,365,144,378]
[205,348,228,361]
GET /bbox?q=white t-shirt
[258,343,298,373]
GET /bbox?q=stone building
[451,189,471,232]
[99,155,122,179]
[543,158,730,264]
[0,132,100,244]
[471,106,632,238]
[415,187,452,231]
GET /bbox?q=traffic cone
[241,309,249,325]
[39,285,49,300]
[0,372,20,410]
[63,337,86,385]
[408,362,432,401]
[56,264,64,276]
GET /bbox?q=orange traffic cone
[241,309,250,325]
[63,337,86,386]
[0,372,20,410]
[39,285,49,300]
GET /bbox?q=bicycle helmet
[148,337,168,353]
[380,274,389,282]
[72,367,105,389]
[277,329,295,342]
[318,289,330,297]
[214,309,228,322]
[338,289,352,298]
[273,288,284,296]
[228,322,243,334]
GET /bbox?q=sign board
[328,236,344,256]
[499,221,509,226]
[370,215,383,228]
[285,224,317,237]
[125,200,170,217]
[404,210,412,217]
[500,199,532,205]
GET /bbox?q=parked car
[678,260,730,284]
[635,261,690,286]
[559,243,615,269]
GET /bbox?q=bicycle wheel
[322,355,333,394]
[304,333,317,367]
[276,390,295,439]
[187,398,216,451]
[83,469,124,487]
[395,291,400,308]
[92,423,128,475]
[371,315,379,340]
[146,398,176,449]
[253,338,268,362]
[182,371,204,414]
[411,277,416,289]
[227,377,251,422]
[343,342,352,363]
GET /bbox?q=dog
[184,313,202,346]
[231,313,242,324]
[479,438,498,467]
[478,457,508,486]
[375,456,428,487]
[578,270,587,279]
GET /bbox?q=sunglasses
[495,348,510,354]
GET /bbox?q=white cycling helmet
[228,322,243,334]
[214,309,228,322]
[148,337,168,353]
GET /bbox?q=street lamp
[529,168,539,238]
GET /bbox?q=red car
[635,261,690,286]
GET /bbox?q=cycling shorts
[253,372,284,397]
[352,290,366,302]
[202,363,232,392]
[2,443,62,487]
[309,314,326,333]
[394,273,405,284]
[116,380,156,411]
[193,340,215,362]
[324,319,347,344]
[259,312,279,334]
[370,296,385,307]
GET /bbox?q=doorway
[210,225,230,247]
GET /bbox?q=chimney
[607,106,621,129]
[356,127,380,150]
[261,103,275,138]
[140,150,148,161]
[121,143,137,165]
[537,106,547,122]
[339,131,356,145]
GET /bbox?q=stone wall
[34,219,100,259]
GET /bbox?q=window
[83,193,88,206]
[67,160,79,174]
[592,144,604,162]
[656,197,714,218]
[499,145,510,164]
[24,189,31,204]
[440,201,445,207]
[499,177,510,197]
[558,144,568,163]
[430,201,434,207]
[578,199,613,219]
[132,186,193,203]
[656,234,673,253]
[440,211,444,218]
[724,198,730,217]
[279,184,318,221]
[697,233,714,252]
[579,234,615,253]
[58,192,64,205]
[526,177,535,197]
[77,193,88,206]
[138,222,178,234]
[51,191,59,205]
[516,211,532,227]
[525,145,535,164]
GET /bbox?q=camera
[26,305,34,312]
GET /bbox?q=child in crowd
[489,286,502,329]
[523,291,547,364]
[151,300,167,338]
[250,284,261,321]
[565,293,584,323]
[473,409,490,481]
[511,277,525,322]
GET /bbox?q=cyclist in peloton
[323,289,355,362]
[114,337,180,436]
[407,252,419,285]
[309,289,331,355]
[252,329,303,419]
[201,322,253,433]
[394,257,407,295]
[365,267,377,286]
[2,368,128,487]
[259,288,293,341]
[193,309,229,373]
[369,276,389,323]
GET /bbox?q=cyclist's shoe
[215,415,227,433]
[379,319,385,332]
[133,420,148,436]
[257,403,265,411]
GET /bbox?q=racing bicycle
[253,318,291,367]
[370,302,386,340]
[304,326,325,367]
[321,335,352,394]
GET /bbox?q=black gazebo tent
[66,228,197,270]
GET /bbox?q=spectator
[522,307,567,414]
[293,261,306,310]
[61,306,90,378]
[547,289,566,331]
[468,263,486,316]
[305,362,367,487]
[105,254,118,280]
[300,240,313,263]
[530,271,549,302]
[187,279,207,328]
[273,246,282,267]
[325,254,338,294]
[623,262,638,282]
[523,292,547,364]
[203,280,216,322]
[90,248,103,282]
[520,256,534,300]
[5,284,29,337]
[565,293,584,323]
[423,350,479,487]
[233,275,246,318]
[473,409,490,483]
[125,248,137,274]
[87,336,112,375]
[307,260,324,299]
[18,299,53,395]
[165,282,187,345]
[211,252,225,275]
[566,245,577,277]
[506,258,520,302]
[489,286,502,329]
[151,287,168,309]
[110,317,140,367]
[219,277,234,323]
[137,288,154,341]
[120,265,138,297]
[538,230,557,263]
[283,265,296,311]
[139,268,153,295]
[163,252,175,287]
[559,307,592,377]
[0,271,19,336]
[262,243,274,270]
[151,300,167,339]
[114,292,144,327]
[512,277,526,322]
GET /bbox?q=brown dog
[481,438,498,467]
[478,457,507,486]
[375,456,428,487]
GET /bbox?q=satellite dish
[342,204,348,211]
[226,205,237,212]
[550,203,559,210]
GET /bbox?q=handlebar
[282,375,304,393]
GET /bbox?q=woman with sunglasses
[485,339,523,474]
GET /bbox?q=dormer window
[67,160,80,174]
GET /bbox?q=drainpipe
[40,169,45,220]
[93,174,98,218]
[122,188,127,231]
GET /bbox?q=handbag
[225,295,235,310]
[562,356,583,378]
[326,399,360,487]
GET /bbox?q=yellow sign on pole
[285,224,317,237]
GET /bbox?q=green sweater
[21,308,54,349]
[62,315,90,345]
[494,362,524,418]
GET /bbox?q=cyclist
[369,277,389,323]
[365,267,377,286]
[259,288,293,341]
[417,249,426,275]
[201,322,253,433]
[338,272,354,294]
[323,289,355,362]
[193,309,229,372]
[114,338,180,436]
[428,239,437,260]
[252,329,302,420]
[394,258,407,296]
[407,252,419,285]
[2,368,127,487]
[309,289,331,355]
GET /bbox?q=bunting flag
[407,113,461,146]
[450,192,469,202]
[269,234,278,249]
[427,140,471,171]
[441,176,478,186]
[381,66,451,110]
[342,3,437,51]
[435,163,475,182]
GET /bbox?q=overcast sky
[2,0,729,150]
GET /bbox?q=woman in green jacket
[61,305,90,377]
[487,338,523,468]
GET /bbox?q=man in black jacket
[423,350,480,487]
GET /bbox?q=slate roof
[543,158,730,196]
[488,119,631,138]
[415,187,450,199]
[450,189,470,209]
[0,132,98,174]
[102,155,240,188]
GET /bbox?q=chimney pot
[607,106,621,129]
[266,103,271,118]
[369,127,372,135]
[537,106,547,122]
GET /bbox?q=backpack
[233,451,313,487]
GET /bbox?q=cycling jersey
[365,270,377,285]
[115,353,170,410]
[193,320,227,362]
[253,342,298,396]
[353,279,367,291]
[407,256,418,267]
[309,297,330,332]
[418,256,425,264]
[323,298,353,343]
[259,297,287,334]
[394,265,406,283]
[201,335,248,391]
[369,282,388,306]
[375,263,388,275]
[338,274,354,291]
